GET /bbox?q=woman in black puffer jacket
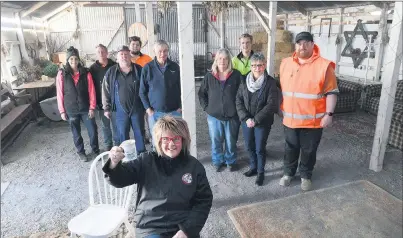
[236,52,279,186]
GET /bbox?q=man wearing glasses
[278,32,338,191]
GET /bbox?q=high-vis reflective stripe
[282,111,325,119]
[282,91,324,99]
[327,89,340,93]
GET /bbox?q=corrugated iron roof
[1,1,69,19]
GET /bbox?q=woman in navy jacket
[236,52,279,186]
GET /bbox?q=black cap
[295,32,314,43]
[117,45,130,52]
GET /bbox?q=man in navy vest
[139,40,182,147]
[56,46,99,161]
[102,45,146,155]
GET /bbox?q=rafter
[290,1,308,16]
[21,2,48,18]
[244,1,271,33]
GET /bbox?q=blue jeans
[242,123,271,173]
[97,109,119,148]
[207,115,240,166]
[148,110,182,146]
[115,110,146,154]
[114,81,146,154]
[67,112,99,154]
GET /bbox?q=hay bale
[252,43,264,52]
[252,32,268,44]
[274,52,291,74]
[276,30,293,43]
[276,42,295,53]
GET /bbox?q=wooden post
[135,2,141,22]
[369,1,402,172]
[43,21,50,60]
[335,8,344,75]
[15,12,31,64]
[306,12,311,32]
[242,6,247,33]
[146,2,156,57]
[374,3,389,82]
[74,6,81,51]
[220,11,225,48]
[177,2,197,157]
[267,1,277,75]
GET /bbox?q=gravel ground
[1,87,402,238]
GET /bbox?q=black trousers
[283,126,323,179]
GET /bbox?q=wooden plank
[335,8,344,75]
[306,12,312,32]
[290,1,308,16]
[146,2,156,57]
[247,2,271,33]
[21,2,48,17]
[267,1,277,76]
[220,11,225,48]
[374,3,389,81]
[41,2,73,21]
[1,182,10,196]
[1,104,32,140]
[369,1,402,172]
[177,2,197,157]
[15,80,55,90]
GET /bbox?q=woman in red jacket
[56,46,99,162]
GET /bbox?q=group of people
[56,37,182,162]
[59,31,338,237]
[198,32,338,189]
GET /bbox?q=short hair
[153,115,191,156]
[129,36,142,46]
[250,52,266,63]
[211,48,232,75]
[239,33,253,42]
[154,39,169,51]
[95,44,107,51]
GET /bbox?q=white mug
[120,139,137,161]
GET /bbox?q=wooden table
[15,80,56,103]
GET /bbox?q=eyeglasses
[251,64,265,68]
[160,136,182,144]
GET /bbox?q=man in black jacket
[139,40,182,147]
[89,44,118,151]
[102,45,146,154]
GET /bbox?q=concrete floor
[1,91,402,238]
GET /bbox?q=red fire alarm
[210,15,217,22]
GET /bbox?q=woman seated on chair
[103,115,213,238]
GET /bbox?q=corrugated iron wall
[46,4,265,76]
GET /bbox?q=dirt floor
[1,88,402,238]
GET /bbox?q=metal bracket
[319,18,332,37]
[341,20,378,68]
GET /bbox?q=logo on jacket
[182,173,192,185]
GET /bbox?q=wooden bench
[1,83,35,160]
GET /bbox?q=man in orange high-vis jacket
[278,32,339,191]
[129,36,152,67]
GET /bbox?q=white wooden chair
[68,151,136,238]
